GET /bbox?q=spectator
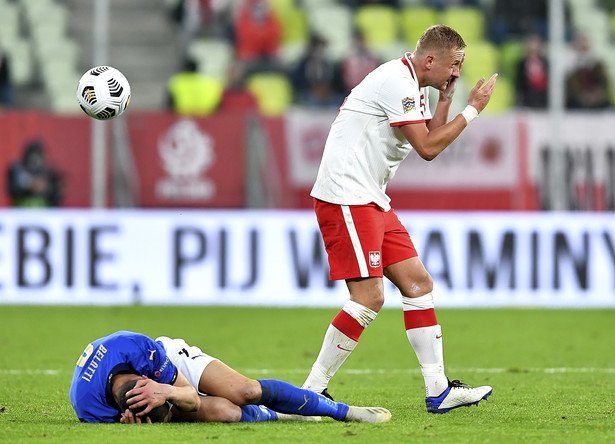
[489,0,548,44]
[167,57,224,116]
[169,0,235,56]
[515,34,548,108]
[219,60,258,111]
[7,140,62,207]
[565,33,611,110]
[292,34,344,108]
[234,0,282,72]
[0,47,12,106]
[341,32,380,94]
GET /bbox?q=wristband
[461,105,478,124]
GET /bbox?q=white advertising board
[0,210,613,307]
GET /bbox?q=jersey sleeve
[133,335,178,385]
[379,71,425,126]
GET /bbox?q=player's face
[432,48,465,91]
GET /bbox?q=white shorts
[155,336,219,394]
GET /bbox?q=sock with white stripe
[259,379,349,420]
[403,293,448,397]
[239,405,279,422]
[302,300,378,393]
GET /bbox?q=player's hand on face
[126,376,166,417]
[441,75,458,101]
[467,73,498,113]
[120,409,152,424]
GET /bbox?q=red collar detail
[401,55,416,80]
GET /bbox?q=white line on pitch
[2,367,614,376]
[241,367,615,375]
[0,369,60,375]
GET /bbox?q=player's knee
[347,278,385,311]
[401,271,433,297]
[371,293,385,310]
[416,271,433,295]
[235,380,262,405]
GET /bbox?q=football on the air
[77,66,131,120]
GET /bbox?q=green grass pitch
[0,306,613,443]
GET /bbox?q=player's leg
[385,257,492,413]
[384,257,448,394]
[171,396,243,422]
[197,360,344,420]
[258,379,390,423]
[302,277,381,395]
[198,361,390,422]
[302,201,383,395]
[171,394,309,423]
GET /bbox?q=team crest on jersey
[369,251,381,268]
[402,97,416,113]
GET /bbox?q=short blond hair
[415,25,466,56]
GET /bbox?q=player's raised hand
[467,73,498,113]
[126,376,167,416]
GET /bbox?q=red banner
[128,112,246,208]
[0,111,91,207]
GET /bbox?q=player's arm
[400,74,498,161]
[126,372,200,416]
[427,75,458,131]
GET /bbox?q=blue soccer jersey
[69,331,178,423]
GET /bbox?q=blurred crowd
[0,0,613,115]
[161,0,614,116]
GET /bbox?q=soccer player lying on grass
[69,330,391,424]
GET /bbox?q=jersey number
[76,343,94,367]
[179,348,190,358]
[179,347,204,360]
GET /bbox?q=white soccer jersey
[311,53,431,211]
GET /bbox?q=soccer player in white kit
[302,25,498,413]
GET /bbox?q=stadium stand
[461,40,499,85]
[0,0,33,90]
[400,6,439,48]
[270,1,310,66]
[246,72,293,116]
[498,40,525,85]
[439,6,486,43]
[64,0,179,111]
[306,4,354,62]
[4,0,615,112]
[355,4,400,50]
[0,0,20,49]
[187,38,235,85]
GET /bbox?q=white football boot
[425,379,492,414]
[345,406,392,423]
[275,412,322,422]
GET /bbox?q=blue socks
[257,379,349,421]
[239,405,278,422]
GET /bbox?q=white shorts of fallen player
[156,336,220,395]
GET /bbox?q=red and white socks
[302,300,378,393]
[403,293,448,397]
[303,293,448,399]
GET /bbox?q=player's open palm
[468,73,498,113]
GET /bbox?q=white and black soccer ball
[77,66,131,120]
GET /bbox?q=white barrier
[0,210,613,307]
